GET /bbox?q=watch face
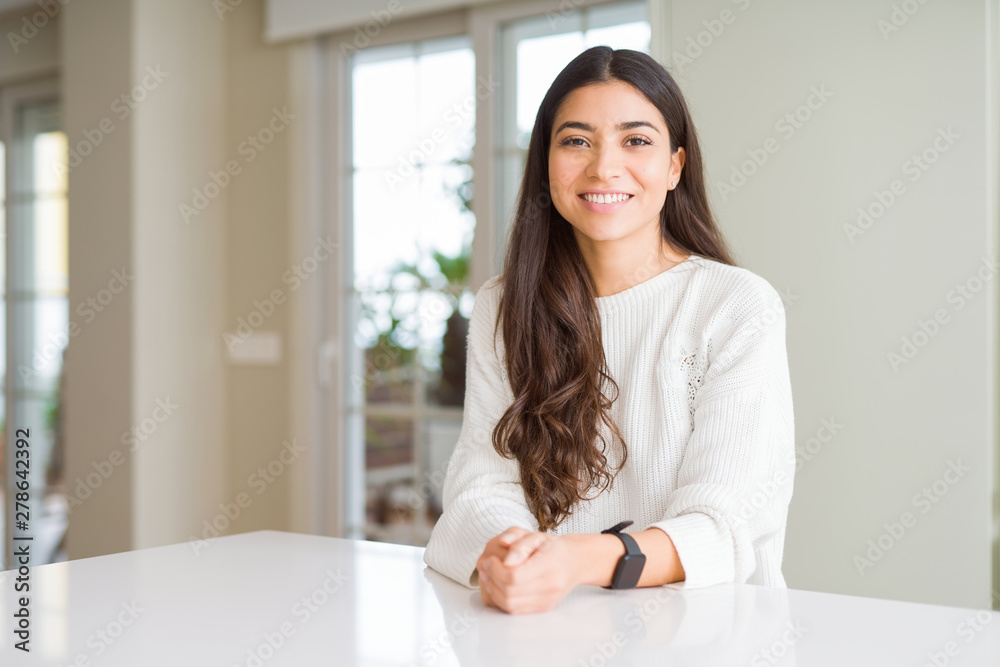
[614,554,646,589]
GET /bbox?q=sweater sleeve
[422,278,538,589]
[648,275,795,589]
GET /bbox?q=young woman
[423,45,795,615]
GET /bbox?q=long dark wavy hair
[491,46,736,532]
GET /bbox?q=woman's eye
[559,137,653,146]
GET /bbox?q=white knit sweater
[423,254,795,591]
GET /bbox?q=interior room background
[0,0,997,613]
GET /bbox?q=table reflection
[423,567,798,666]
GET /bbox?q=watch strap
[610,530,641,557]
[600,520,645,589]
[601,520,638,550]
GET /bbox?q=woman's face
[548,81,684,246]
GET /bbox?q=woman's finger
[497,526,530,546]
[502,532,548,567]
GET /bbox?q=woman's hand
[476,528,585,614]
[475,527,526,608]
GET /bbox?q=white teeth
[583,193,631,204]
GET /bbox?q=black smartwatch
[601,520,646,589]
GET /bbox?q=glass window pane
[353,168,421,289]
[0,139,5,293]
[31,295,68,394]
[350,38,475,546]
[364,414,415,541]
[515,32,586,142]
[34,200,68,294]
[419,290,464,409]
[358,299,416,405]
[0,303,5,414]
[33,131,67,195]
[414,162,475,264]
[4,98,68,570]
[416,47,476,166]
[0,135,5,569]
[365,413,414,468]
[352,55,418,170]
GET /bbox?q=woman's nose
[585,144,624,181]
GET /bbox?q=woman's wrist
[564,528,685,588]
[564,533,626,587]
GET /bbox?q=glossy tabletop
[1,530,998,665]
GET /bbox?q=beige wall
[662,0,998,610]
[223,0,294,536]
[57,0,293,558]
[62,0,137,559]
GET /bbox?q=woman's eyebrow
[554,120,661,135]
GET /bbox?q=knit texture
[422,254,795,590]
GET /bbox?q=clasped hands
[474,526,584,615]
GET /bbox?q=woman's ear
[672,146,686,184]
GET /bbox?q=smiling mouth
[579,193,633,204]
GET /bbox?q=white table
[1,529,998,665]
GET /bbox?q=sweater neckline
[595,254,700,312]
